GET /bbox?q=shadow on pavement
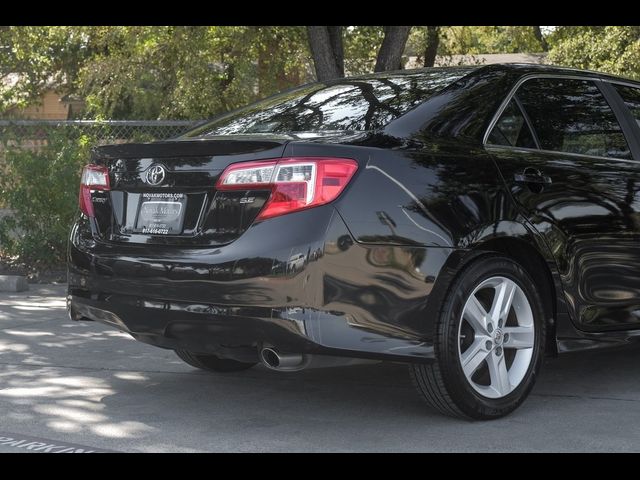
[1,285,640,452]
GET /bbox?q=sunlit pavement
[1,285,640,452]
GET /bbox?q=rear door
[487,75,640,332]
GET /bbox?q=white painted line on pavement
[0,432,118,453]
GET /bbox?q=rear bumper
[67,293,336,363]
[68,205,455,363]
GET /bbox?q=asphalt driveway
[0,284,639,452]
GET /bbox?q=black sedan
[68,64,640,419]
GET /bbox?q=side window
[487,99,537,148]
[516,78,631,159]
[613,84,640,127]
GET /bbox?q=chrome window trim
[485,143,640,165]
[603,78,640,90]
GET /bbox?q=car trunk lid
[89,136,290,246]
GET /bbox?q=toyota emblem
[145,164,166,186]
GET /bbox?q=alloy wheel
[457,276,535,399]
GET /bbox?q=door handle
[514,168,552,185]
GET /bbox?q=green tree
[0,26,92,112]
[0,127,94,266]
[548,26,640,80]
[406,26,546,67]
[2,26,312,120]
[79,26,310,120]
[2,25,563,122]
[343,26,386,75]
[438,26,544,56]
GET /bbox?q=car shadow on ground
[2,285,640,452]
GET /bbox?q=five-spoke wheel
[458,276,535,399]
[410,255,545,419]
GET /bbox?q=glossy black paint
[491,146,640,332]
[68,64,640,362]
[69,206,450,362]
[92,137,289,246]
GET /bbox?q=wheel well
[474,237,558,355]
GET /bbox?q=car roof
[472,63,640,85]
[342,65,478,80]
[347,63,640,87]
[378,62,640,143]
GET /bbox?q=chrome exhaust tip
[259,347,308,371]
[259,347,379,372]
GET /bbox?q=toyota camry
[68,64,640,419]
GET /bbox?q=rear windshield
[184,69,473,136]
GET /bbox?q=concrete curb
[0,275,29,292]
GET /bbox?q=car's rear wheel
[410,255,546,419]
[175,350,257,372]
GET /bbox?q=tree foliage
[405,26,546,67]
[343,26,386,75]
[548,26,640,80]
[0,26,92,110]
[4,25,640,122]
[0,128,93,265]
[2,26,311,120]
[437,26,545,55]
[79,26,311,119]
[3,25,420,120]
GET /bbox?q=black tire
[410,254,546,420]
[175,350,257,373]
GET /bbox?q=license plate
[135,193,186,235]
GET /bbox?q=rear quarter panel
[287,139,521,249]
[286,139,558,342]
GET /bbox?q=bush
[0,128,93,267]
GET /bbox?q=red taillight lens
[79,164,110,217]
[216,157,358,220]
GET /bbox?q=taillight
[79,164,110,217]
[216,157,358,220]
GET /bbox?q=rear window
[516,77,631,159]
[184,69,472,136]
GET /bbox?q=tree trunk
[327,26,344,76]
[374,26,412,72]
[532,26,549,52]
[424,26,440,67]
[307,26,344,81]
